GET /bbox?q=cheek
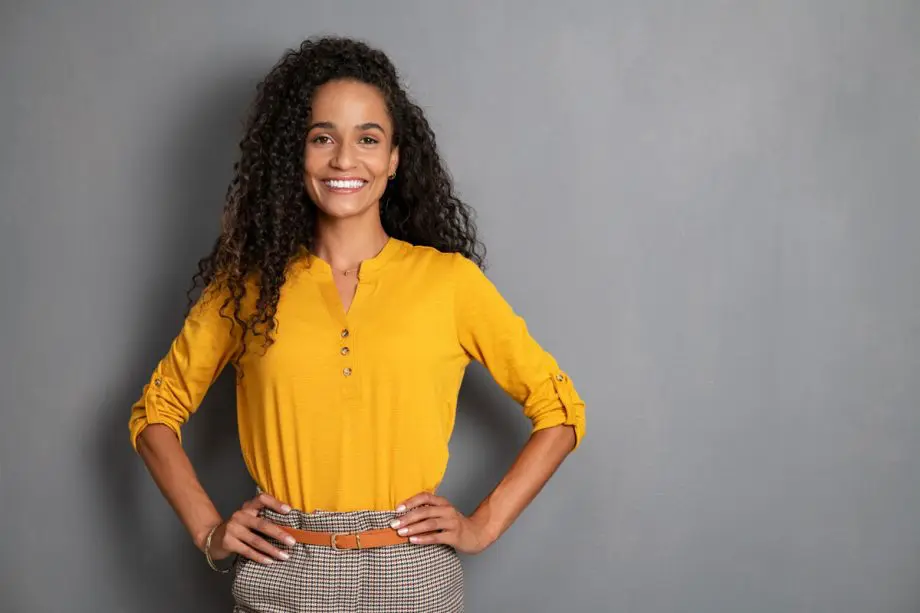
[303,149,323,179]
[302,152,325,195]
[364,152,392,186]
[360,150,389,178]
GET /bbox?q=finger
[396,492,450,513]
[229,538,277,565]
[242,492,292,515]
[231,511,297,548]
[233,525,292,561]
[408,531,452,546]
[252,517,298,548]
[397,517,452,538]
[256,492,293,514]
[390,505,451,531]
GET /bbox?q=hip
[231,506,464,613]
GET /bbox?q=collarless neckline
[302,236,408,281]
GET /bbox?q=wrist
[203,522,234,573]
[194,519,223,553]
[469,512,502,549]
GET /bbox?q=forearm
[469,424,576,545]
[135,424,222,551]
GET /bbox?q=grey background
[2,0,919,611]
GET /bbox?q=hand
[391,492,495,555]
[202,493,298,565]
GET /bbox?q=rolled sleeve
[527,370,586,448]
[453,254,586,449]
[128,282,240,452]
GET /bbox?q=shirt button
[556,374,565,382]
[154,377,162,386]
[343,367,352,377]
[341,329,349,339]
[340,347,350,356]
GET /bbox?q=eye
[311,135,333,145]
[359,136,379,145]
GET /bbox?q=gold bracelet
[204,522,233,574]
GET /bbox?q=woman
[129,36,586,612]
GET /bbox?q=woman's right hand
[204,492,298,564]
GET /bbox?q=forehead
[309,79,391,128]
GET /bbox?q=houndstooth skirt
[230,506,464,612]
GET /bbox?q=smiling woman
[303,83,398,222]
[128,35,586,612]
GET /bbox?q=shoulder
[398,240,483,282]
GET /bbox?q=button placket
[339,327,359,399]
[340,328,352,377]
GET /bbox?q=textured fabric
[128,237,586,512]
[231,506,464,613]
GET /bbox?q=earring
[388,171,397,180]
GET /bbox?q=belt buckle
[330,532,362,551]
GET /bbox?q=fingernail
[281,504,292,513]
[398,528,408,536]
[396,505,406,513]
[409,536,418,544]
[278,551,290,560]
[285,536,296,546]
[263,558,274,565]
[390,520,401,528]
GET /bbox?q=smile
[322,178,368,193]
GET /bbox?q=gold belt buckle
[330,532,362,551]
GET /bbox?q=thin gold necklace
[327,236,390,277]
[332,265,359,277]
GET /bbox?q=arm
[129,282,294,563]
[397,424,575,552]
[467,423,576,545]
[395,255,586,552]
[136,423,225,551]
[137,424,295,563]
[129,282,239,549]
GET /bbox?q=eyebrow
[306,121,388,135]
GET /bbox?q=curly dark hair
[187,36,485,365]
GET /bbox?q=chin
[313,200,377,220]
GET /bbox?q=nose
[331,142,356,170]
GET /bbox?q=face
[303,79,399,221]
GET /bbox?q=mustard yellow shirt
[129,237,586,512]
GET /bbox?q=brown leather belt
[278,525,409,550]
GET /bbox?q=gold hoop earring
[388,171,397,180]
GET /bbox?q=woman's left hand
[391,493,494,554]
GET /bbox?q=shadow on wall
[446,363,534,588]
[89,65,263,612]
[85,62,528,611]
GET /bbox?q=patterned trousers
[231,506,464,612]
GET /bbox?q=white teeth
[325,179,366,189]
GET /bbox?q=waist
[242,445,450,512]
[260,505,409,549]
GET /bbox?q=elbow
[532,418,583,453]
[129,405,185,453]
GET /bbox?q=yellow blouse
[129,237,586,512]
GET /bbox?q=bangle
[204,522,233,574]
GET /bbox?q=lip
[321,177,369,194]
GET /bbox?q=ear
[388,146,399,176]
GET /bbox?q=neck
[312,216,390,272]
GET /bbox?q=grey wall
[2,0,920,611]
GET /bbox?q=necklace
[331,265,359,277]
[327,235,390,277]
